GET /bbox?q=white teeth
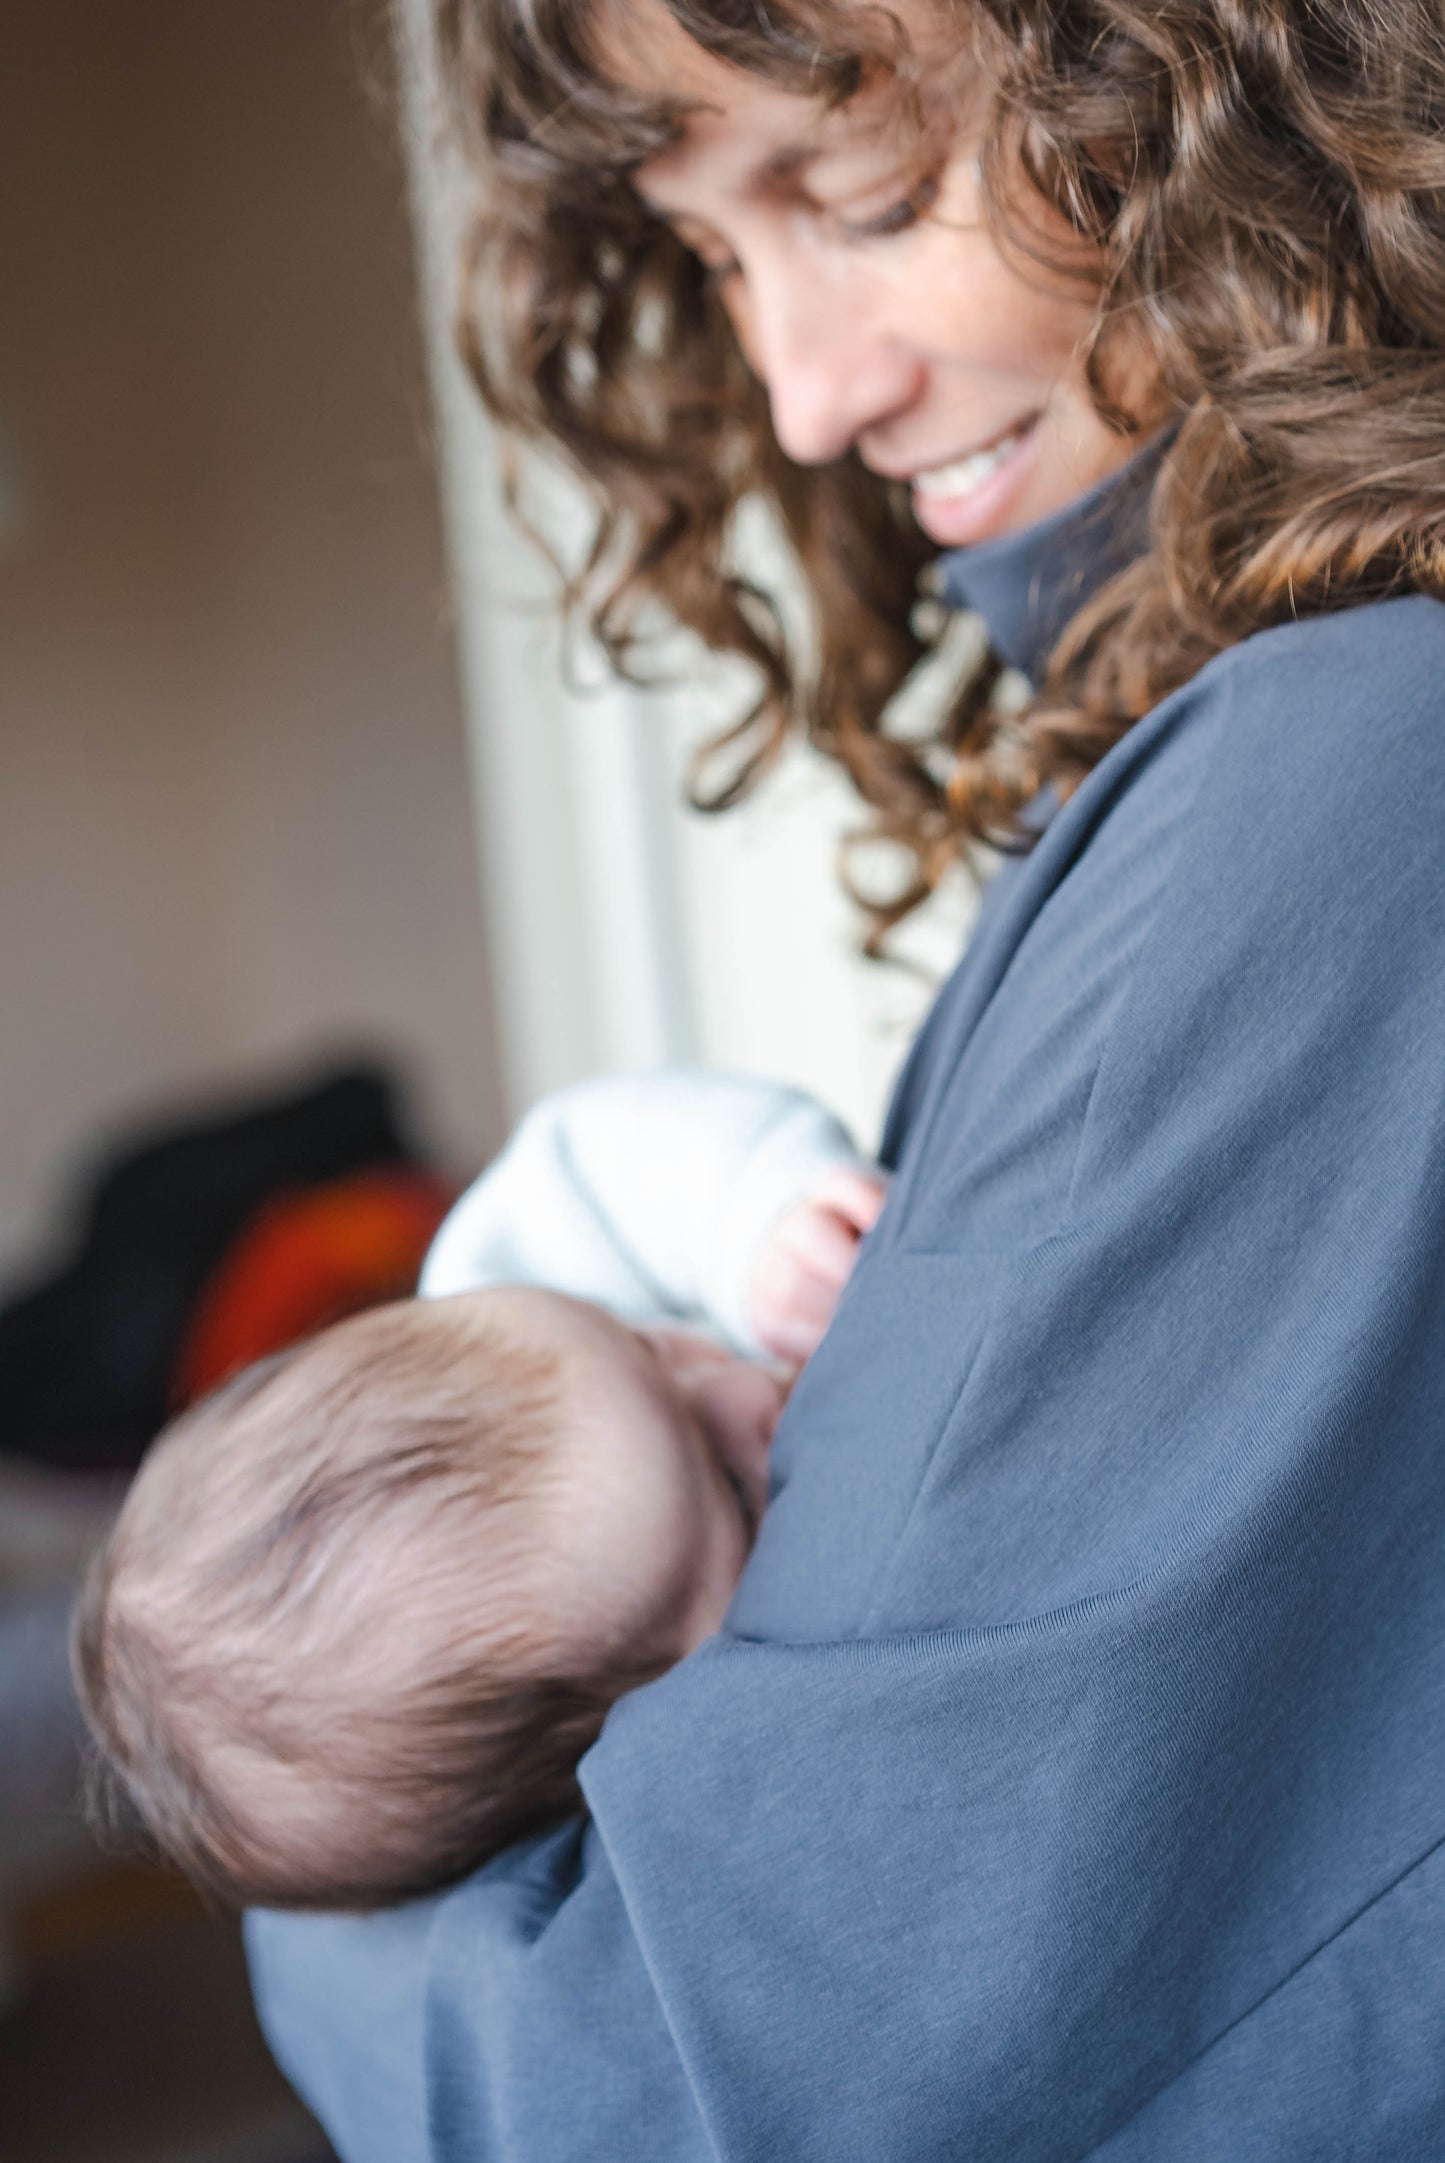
[913,431,1024,500]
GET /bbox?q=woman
[248,2,1445,2155]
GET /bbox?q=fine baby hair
[73,1297,677,1910]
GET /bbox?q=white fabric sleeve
[418,1071,870,1354]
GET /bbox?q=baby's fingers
[804,1167,889,1239]
[748,1245,838,1365]
[773,1199,865,1289]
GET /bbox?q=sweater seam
[1071,1825,1445,2162]
[1059,666,1235,1229]
[852,673,1232,1632]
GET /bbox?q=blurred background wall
[0,5,504,2156]
[0,0,504,1283]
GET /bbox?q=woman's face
[617,4,1148,547]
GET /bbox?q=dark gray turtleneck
[932,430,1165,681]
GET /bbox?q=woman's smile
[891,413,1044,546]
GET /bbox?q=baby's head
[74,1288,783,1910]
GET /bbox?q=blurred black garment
[0,1064,423,1471]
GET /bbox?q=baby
[74,1072,885,1913]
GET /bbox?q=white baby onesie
[419,1070,870,1356]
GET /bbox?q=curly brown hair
[432,0,1445,945]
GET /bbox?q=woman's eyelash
[689,169,941,285]
[840,171,941,241]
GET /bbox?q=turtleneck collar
[930,433,1170,682]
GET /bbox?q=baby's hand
[747,1166,888,1368]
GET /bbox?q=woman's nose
[733,255,924,468]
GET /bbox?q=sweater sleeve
[419,1069,866,1352]
[247,600,1445,2163]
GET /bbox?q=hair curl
[431,0,1445,946]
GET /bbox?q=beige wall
[0,1,503,1275]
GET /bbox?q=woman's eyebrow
[636,138,828,217]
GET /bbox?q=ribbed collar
[931,434,1169,681]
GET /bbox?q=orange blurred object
[172,1166,458,1406]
